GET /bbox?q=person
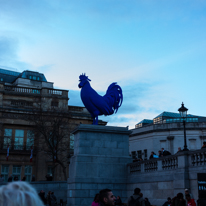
[162,197,172,206]
[185,194,196,206]
[172,193,186,206]
[92,193,100,206]
[0,175,4,182]
[144,197,151,206]
[161,148,171,156]
[39,190,47,205]
[201,141,206,149]
[185,189,194,205]
[8,175,13,182]
[14,175,19,181]
[158,150,163,158]
[128,188,145,206]
[21,176,26,181]
[60,199,64,206]
[31,175,36,181]
[0,181,44,206]
[115,196,122,205]
[46,191,52,206]
[177,147,182,153]
[149,152,158,159]
[50,192,57,206]
[99,189,116,206]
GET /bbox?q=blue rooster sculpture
[78,74,123,125]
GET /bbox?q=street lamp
[178,102,189,151]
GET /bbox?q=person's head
[161,148,164,151]
[0,181,44,206]
[22,176,26,181]
[117,196,120,200]
[151,151,154,155]
[178,147,181,151]
[167,197,171,202]
[99,189,115,205]
[134,188,141,195]
[203,141,206,145]
[158,150,161,154]
[185,189,189,195]
[145,197,148,202]
[185,194,191,201]
[94,193,99,202]
[177,193,184,200]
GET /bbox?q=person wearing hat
[185,189,194,205]
[127,188,145,206]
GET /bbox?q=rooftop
[0,68,47,83]
[135,111,206,128]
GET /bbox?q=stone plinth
[67,124,132,206]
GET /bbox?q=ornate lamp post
[178,102,189,151]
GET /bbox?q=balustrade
[144,160,158,172]
[130,162,141,174]
[128,151,206,174]
[5,86,41,94]
[191,149,206,166]
[49,89,62,95]
[162,156,178,170]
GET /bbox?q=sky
[0,0,206,129]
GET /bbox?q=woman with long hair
[92,193,100,206]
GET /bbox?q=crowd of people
[90,187,203,206]
[0,181,205,206]
[38,190,57,206]
[149,148,172,159]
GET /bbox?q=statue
[78,74,123,125]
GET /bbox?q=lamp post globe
[178,102,189,151]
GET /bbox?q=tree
[26,101,72,180]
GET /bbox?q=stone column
[173,151,190,195]
[67,124,132,206]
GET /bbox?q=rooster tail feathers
[104,82,123,113]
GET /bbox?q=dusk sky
[0,0,206,128]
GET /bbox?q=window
[70,134,74,150]
[137,150,142,159]
[131,151,136,159]
[47,166,52,176]
[13,165,21,181]
[144,149,147,160]
[14,130,24,150]
[25,165,32,182]
[3,129,12,149]
[1,165,9,182]
[26,130,34,150]
[51,101,58,107]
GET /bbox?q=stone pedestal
[67,124,132,206]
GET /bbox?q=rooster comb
[79,73,91,81]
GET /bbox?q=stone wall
[67,124,132,206]
[127,149,206,206]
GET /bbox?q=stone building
[0,68,105,182]
[129,111,206,160]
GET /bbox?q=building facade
[129,111,206,160]
[0,68,105,182]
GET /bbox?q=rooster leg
[94,116,98,125]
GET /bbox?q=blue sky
[0,0,206,128]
